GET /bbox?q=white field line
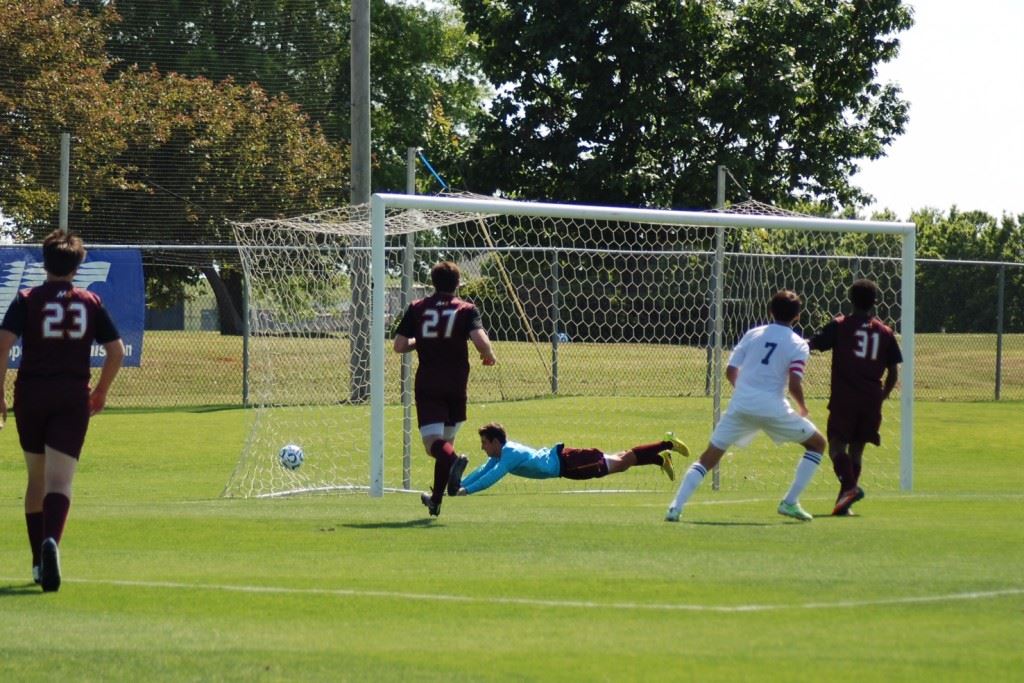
[3,576,1022,613]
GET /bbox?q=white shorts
[419,422,463,441]
[709,409,818,450]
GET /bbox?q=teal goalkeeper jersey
[460,440,562,493]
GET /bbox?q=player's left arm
[787,343,811,416]
[392,306,417,353]
[0,329,17,426]
[90,338,125,416]
[788,371,809,417]
[881,333,903,401]
[881,363,899,401]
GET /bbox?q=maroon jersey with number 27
[396,293,483,388]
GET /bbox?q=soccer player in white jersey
[666,290,827,522]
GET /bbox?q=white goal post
[368,193,916,497]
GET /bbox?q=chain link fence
[1,241,1020,408]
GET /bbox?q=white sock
[669,463,708,510]
[783,451,822,505]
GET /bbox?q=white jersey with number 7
[725,322,809,418]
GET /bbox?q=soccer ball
[279,444,304,470]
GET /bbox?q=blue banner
[1,247,145,367]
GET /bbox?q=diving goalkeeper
[455,423,689,495]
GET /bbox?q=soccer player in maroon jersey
[393,261,496,517]
[809,279,902,516]
[0,230,125,592]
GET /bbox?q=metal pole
[401,148,416,490]
[352,0,378,489]
[899,229,916,492]
[711,165,726,491]
[59,133,70,232]
[370,195,385,498]
[242,277,250,407]
[995,264,1005,400]
[550,250,560,394]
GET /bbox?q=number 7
[761,342,777,364]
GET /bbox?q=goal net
[224,193,914,499]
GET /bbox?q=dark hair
[431,261,460,293]
[849,279,878,312]
[478,422,507,444]
[769,290,802,322]
[42,230,86,277]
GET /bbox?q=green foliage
[913,208,1024,332]
[89,0,488,193]
[459,0,912,209]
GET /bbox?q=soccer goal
[225,193,915,499]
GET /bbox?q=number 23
[42,302,88,339]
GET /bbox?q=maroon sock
[42,492,71,545]
[26,511,45,565]
[831,451,855,491]
[632,442,667,466]
[851,460,862,489]
[429,441,457,501]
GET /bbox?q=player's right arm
[808,319,838,352]
[469,328,496,365]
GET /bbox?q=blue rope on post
[416,150,449,191]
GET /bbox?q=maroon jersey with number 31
[809,313,902,406]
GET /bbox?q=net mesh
[225,194,905,498]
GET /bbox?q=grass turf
[0,400,1022,681]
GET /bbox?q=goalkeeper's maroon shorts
[558,446,609,480]
[827,398,883,447]
[13,380,91,459]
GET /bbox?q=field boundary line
[3,576,1021,613]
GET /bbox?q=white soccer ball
[279,444,304,470]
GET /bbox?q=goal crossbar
[369,193,916,497]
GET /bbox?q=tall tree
[460,0,912,210]
[86,0,486,192]
[1,0,347,333]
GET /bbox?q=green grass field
[1,398,1022,681]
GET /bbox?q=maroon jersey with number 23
[1,280,121,388]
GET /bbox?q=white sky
[853,0,1024,220]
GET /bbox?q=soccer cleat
[447,455,469,496]
[777,501,813,522]
[665,506,681,522]
[663,432,690,458]
[420,491,441,517]
[39,537,61,592]
[32,565,41,585]
[832,487,865,516]
[656,450,676,481]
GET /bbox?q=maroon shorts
[558,446,609,480]
[13,380,91,459]
[414,375,468,428]
[827,399,883,447]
